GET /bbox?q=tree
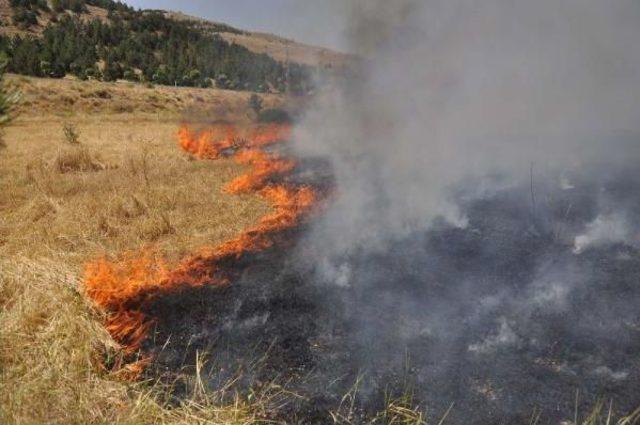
[102,53,123,81]
[12,7,38,29]
[0,2,315,91]
[0,53,20,148]
[182,69,200,87]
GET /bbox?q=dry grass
[0,76,279,424]
[0,114,271,268]
[0,258,267,424]
[217,31,355,69]
[4,74,291,119]
[2,77,638,425]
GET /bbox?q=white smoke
[294,0,640,274]
[574,213,632,254]
[468,318,520,354]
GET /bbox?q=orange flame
[224,149,296,194]
[83,121,316,378]
[177,123,291,159]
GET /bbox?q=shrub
[62,122,81,145]
[0,54,19,149]
[54,146,105,173]
[12,7,38,28]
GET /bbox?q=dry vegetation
[2,76,635,425]
[0,75,280,424]
[0,257,271,424]
[217,31,355,70]
[1,114,272,266]
[4,74,287,119]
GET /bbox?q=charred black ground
[142,161,640,424]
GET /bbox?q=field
[0,75,284,424]
[3,74,640,425]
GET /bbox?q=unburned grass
[0,108,272,423]
[0,115,271,267]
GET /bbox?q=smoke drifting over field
[285,0,640,421]
[295,0,640,259]
[137,1,640,423]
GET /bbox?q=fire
[177,122,291,159]
[224,149,295,194]
[83,121,316,378]
[178,123,236,159]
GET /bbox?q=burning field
[77,1,640,423]
[76,123,640,423]
[83,121,320,378]
[4,1,640,424]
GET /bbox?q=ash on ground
[145,166,640,424]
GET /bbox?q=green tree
[102,53,122,81]
[0,2,315,92]
[12,7,38,29]
[0,53,20,148]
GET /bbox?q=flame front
[177,122,291,159]
[83,122,316,377]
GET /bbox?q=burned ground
[141,163,640,424]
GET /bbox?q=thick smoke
[287,0,640,421]
[294,0,640,262]
[139,2,640,422]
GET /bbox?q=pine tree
[0,53,20,148]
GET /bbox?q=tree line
[1,0,314,93]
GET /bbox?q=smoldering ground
[143,1,640,423]
[146,166,640,423]
[290,0,640,421]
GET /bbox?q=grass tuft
[54,146,107,173]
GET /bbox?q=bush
[122,69,138,82]
[54,146,105,173]
[0,54,19,149]
[12,7,38,28]
[62,122,81,145]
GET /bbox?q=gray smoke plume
[143,2,640,422]
[287,0,640,421]
[294,0,640,264]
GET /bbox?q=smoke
[294,0,640,262]
[286,0,640,420]
[120,2,640,421]
[573,213,633,254]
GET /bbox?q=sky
[123,0,350,51]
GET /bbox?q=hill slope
[166,11,352,70]
[0,0,351,78]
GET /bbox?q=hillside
[4,73,296,118]
[166,11,353,70]
[0,0,352,91]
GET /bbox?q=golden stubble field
[0,75,288,424]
